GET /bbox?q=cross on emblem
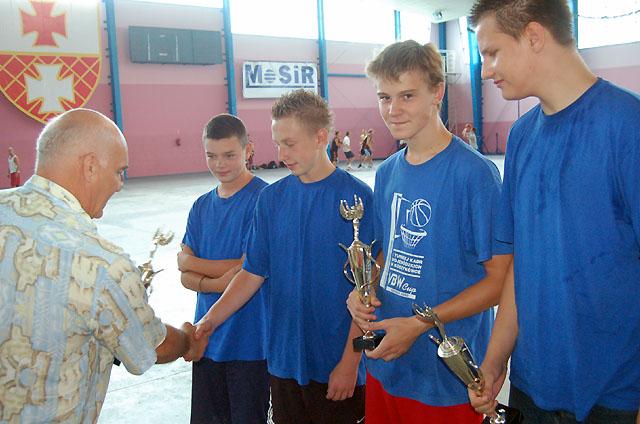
[25,63,74,114]
[20,1,67,47]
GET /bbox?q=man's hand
[326,358,359,401]
[182,321,209,362]
[346,289,381,332]
[365,316,430,361]
[193,317,216,343]
[468,362,508,417]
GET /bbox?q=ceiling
[374,0,477,23]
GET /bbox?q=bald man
[0,109,207,423]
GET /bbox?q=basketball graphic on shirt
[400,198,430,248]
[408,199,431,227]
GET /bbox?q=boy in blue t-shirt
[469,1,640,423]
[179,114,269,423]
[347,40,512,423]
[190,90,375,423]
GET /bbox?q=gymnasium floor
[98,156,506,423]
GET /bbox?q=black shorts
[345,151,355,159]
[191,358,269,424]
[270,375,365,424]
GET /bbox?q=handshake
[179,319,215,362]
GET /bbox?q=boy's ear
[316,127,329,148]
[523,21,546,53]
[435,82,446,105]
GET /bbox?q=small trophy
[339,195,384,351]
[413,304,508,424]
[138,228,175,294]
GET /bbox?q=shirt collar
[26,175,95,228]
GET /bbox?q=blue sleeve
[619,128,640,247]
[182,202,200,257]
[243,191,270,278]
[466,168,513,263]
[495,140,515,245]
[241,193,260,254]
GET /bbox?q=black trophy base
[481,404,523,424]
[353,333,384,351]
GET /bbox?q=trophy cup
[413,303,509,424]
[138,228,175,294]
[339,195,384,351]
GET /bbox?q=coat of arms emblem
[0,0,102,123]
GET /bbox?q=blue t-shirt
[369,137,512,406]
[183,176,268,361]
[497,79,640,420]
[244,168,374,385]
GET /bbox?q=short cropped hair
[203,113,248,147]
[469,0,574,46]
[36,111,112,169]
[366,40,444,89]
[271,89,333,134]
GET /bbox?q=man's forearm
[155,324,189,364]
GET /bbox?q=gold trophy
[138,228,175,294]
[413,303,507,424]
[339,195,383,351]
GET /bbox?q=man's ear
[523,21,546,53]
[81,152,100,183]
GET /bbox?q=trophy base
[353,333,384,351]
[481,404,523,424]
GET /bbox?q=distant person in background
[246,138,255,171]
[358,129,374,169]
[330,130,341,165]
[461,123,471,141]
[7,146,20,187]
[462,123,478,151]
[342,130,355,170]
[467,126,478,151]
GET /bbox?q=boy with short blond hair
[193,90,375,423]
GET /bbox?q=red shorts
[365,372,483,424]
[10,172,20,187]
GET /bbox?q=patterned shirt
[0,175,166,423]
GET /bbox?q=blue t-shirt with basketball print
[183,176,268,361]
[243,168,375,386]
[368,137,512,406]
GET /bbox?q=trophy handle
[342,260,355,284]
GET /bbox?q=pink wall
[0,2,390,188]
[5,3,636,188]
